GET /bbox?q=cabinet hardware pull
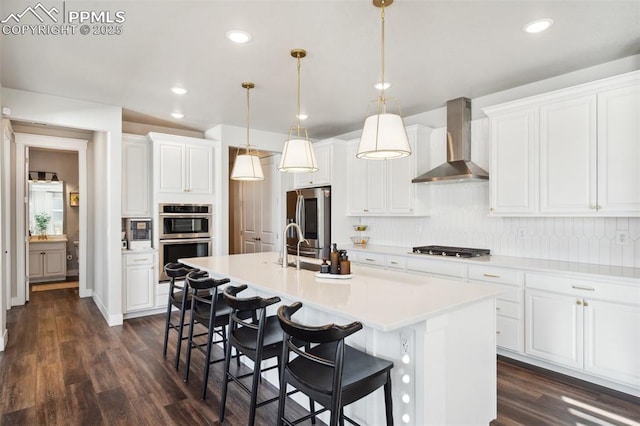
[576,300,582,305]
[496,331,501,334]
[365,258,376,262]
[134,259,147,262]
[390,261,398,265]
[363,209,369,213]
[483,273,500,278]
[572,285,595,291]
[583,301,589,307]
[496,307,501,311]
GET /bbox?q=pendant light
[278,49,318,173]
[231,82,264,181]
[357,0,411,160]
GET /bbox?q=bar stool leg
[201,314,217,399]
[220,325,234,422]
[162,291,173,358]
[174,295,188,370]
[384,371,394,425]
[184,298,196,383]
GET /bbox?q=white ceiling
[1,0,639,139]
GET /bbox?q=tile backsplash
[356,182,640,268]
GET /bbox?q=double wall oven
[158,203,212,281]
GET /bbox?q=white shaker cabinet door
[597,83,640,215]
[525,289,584,370]
[157,141,186,193]
[539,95,597,214]
[489,108,537,215]
[122,135,151,217]
[584,299,640,387]
[186,144,213,194]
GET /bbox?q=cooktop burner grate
[412,245,490,258]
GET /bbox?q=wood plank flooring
[1,288,639,425]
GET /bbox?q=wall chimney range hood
[412,97,489,183]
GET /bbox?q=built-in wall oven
[158,204,212,281]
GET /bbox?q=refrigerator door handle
[298,194,305,236]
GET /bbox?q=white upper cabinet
[489,108,537,214]
[484,70,640,216]
[346,125,431,216]
[150,133,215,196]
[539,94,597,214]
[597,83,640,214]
[293,140,333,189]
[122,134,151,217]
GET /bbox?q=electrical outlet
[517,227,527,239]
[615,230,630,246]
[400,331,410,354]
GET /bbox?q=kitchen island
[181,252,503,425]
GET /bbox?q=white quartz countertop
[180,252,503,332]
[347,244,640,282]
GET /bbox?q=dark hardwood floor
[1,288,638,425]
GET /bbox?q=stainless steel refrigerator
[286,186,331,259]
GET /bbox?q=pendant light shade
[357,0,411,160]
[231,82,264,181]
[279,49,318,173]
[358,113,410,159]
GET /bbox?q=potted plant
[35,212,51,240]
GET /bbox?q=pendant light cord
[296,52,302,136]
[245,85,251,153]
[380,0,386,107]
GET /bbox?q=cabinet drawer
[468,265,523,286]
[125,253,154,265]
[496,316,522,352]
[385,255,406,271]
[406,257,466,279]
[526,272,640,305]
[358,252,386,268]
[496,299,521,319]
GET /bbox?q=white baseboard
[92,294,123,326]
[11,296,22,306]
[124,306,166,320]
[0,329,7,351]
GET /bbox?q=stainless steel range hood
[412,97,489,183]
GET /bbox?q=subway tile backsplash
[357,182,640,268]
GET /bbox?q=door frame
[14,133,88,304]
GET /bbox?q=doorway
[13,128,89,305]
[228,150,279,255]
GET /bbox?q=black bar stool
[220,284,315,426]
[183,270,233,400]
[162,262,198,370]
[277,302,394,426]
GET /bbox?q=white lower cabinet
[525,273,640,387]
[123,251,156,312]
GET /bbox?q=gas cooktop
[412,245,490,258]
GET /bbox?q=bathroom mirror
[28,181,64,236]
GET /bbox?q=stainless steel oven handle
[159,238,212,244]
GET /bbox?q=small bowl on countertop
[353,225,368,232]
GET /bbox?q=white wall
[1,88,123,325]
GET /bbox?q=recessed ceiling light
[171,87,187,95]
[523,18,553,33]
[226,30,251,44]
[171,112,184,119]
[374,81,391,90]
[296,113,308,120]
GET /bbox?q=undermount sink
[276,260,322,272]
